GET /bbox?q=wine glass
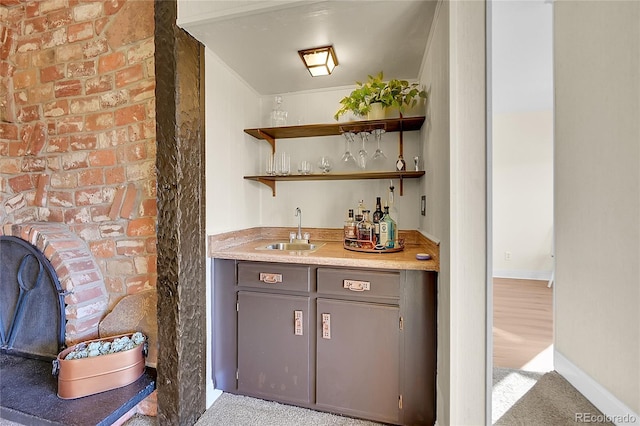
[318,156,332,174]
[370,128,387,170]
[371,129,387,160]
[340,132,357,169]
[357,131,369,170]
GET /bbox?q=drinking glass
[298,160,312,175]
[275,152,290,175]
[281,152,290,175]
[318,156,332,174]
[371,129,387,160]
[265,153,275,175]
[340,132,357,170]
[357,131,369,170]
[370,128,387,170]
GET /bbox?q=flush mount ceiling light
[298,45,338,77]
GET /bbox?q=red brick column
[1,222,109,344]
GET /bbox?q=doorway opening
[489,1,554,423]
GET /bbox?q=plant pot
[337,112,364,123]
[53,333,146,399]
[384,106,401,119]
[367,103,385,120]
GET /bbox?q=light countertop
[208,227,439,272]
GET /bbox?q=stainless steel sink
[257,242,324,251]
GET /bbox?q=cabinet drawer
[237,262,310,292]
[317,268,400,300]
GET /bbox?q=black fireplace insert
[0,235,66,360]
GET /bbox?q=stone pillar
[154,1,206,424]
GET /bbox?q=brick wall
[0,0,157,311]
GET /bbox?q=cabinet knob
[259,272,283,284]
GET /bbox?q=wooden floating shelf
[244,171,425,181]
[243,116,426,196]
[244,171,425,196]
[244,116,425,151]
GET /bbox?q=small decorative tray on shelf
[343,238,405,253]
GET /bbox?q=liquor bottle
[372,196,383,243]
[396,154,406,171]
[344,209,356,240]
[378,204,390,248]
[382,204,396,249]
[388,180,399,228]
[358,210,375,249]
[356,199,365,218]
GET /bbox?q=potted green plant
[334,72,427,121]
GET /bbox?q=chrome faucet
[295,207,303,240]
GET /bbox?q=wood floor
[493,278,553,370]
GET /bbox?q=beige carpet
[492,367,543,423]
[129,371,612,425]
[124,393,381,426]
[495,371,614,425]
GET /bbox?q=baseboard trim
[554,350,639,425]
[207,387,223,408]
[493,269,552,281]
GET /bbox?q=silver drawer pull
[294,310,303,336]
[343,279,370,292]
[259,272,282,284]
[322,313,331,339]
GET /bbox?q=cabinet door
[316,298,400,424]
[237,291,310,404]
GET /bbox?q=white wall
[205,50,262,234]
[256,91,423,230]
[419,2,487,425]
[555,0,640,418]
[418,2,450,424]
[447,1,487,424]
[491,0,554,280]
[493,111,553,279]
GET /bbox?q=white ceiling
[178,1,437,95]
[178,1,553,111]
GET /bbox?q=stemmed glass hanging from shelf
[340,131,358,170]
[357,131,369,170]
[370,128,387,170]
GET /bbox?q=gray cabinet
[316,298,400,424]
[316,267,402,424]
[212,258,436,425]
[235,262,312,404]
[237,291,311,404]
